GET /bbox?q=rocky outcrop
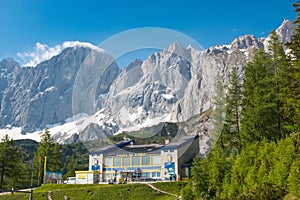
[0,47,119,133]
[0,19,293,143]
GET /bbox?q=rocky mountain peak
[0,18,295,144]
[276,18,293,44]
[230,34,264,50]
[165,41,190,61]
[0,58,20,74]
[126,59,143,71]
[263,19,294,51]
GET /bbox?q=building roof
[162,134,199,151]
[90,134,199,156]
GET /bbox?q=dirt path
[146,183,181,199]
[47,191,52,200]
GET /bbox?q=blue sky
[0,0,296,66]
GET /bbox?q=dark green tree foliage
[190,156,209,199]
[34,128,52,185]
[211,72,226,146]
[188,143,231,199]
[48,143,62,172]
[220,143,259,198]
[180,182,195,200]
[288,159,300,197]
[34,127,63,185]
[222,68,242,154]
[183,3,300,198]
[63,155,77,179]
[240,49,271,144]
[61,142,89,178]
[286,1,300,133]
[0,135,27,189]
[241,31,291,145]
[293,0,300,24]
[206,144,228,198]
[220,136,298,199]
[267,30,292,139]
[184,133,299,200]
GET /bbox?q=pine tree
[34,127,53,185]
[0,135,24,189]
[207,144,228,198]
[190,156,210,199]
[268,137,295,190]
[293,0,300,24]
[268,30,292,139]
[63,155,76,179]
[211,72,226,147]
[241,49,273,144]
[287,159,300,197]
[285,1,300,133]
[222,68,242,154]
[48,143,62,172]
[287,132,300,197]
[241,31,290,145]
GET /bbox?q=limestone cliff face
[0,19,293,143]
[0,47,119,133]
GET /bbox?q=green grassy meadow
[0,182,187,200]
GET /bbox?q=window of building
[152,155,160,165]
[151,172,161,178]
[104,157,112,166]
[113,157,121,166]
[132,156,140,166]
[142,172,150,178]
[123,157,130,166]
[142,155,150,165]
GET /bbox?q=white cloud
[17,41,102,67]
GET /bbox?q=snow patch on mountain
[0,19,293,144]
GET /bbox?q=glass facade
[152,155,160,165]
[132,156,140,165]
[104,154,160,167]
[123,157,130,166]
[142,155,150,165]
[142,172,150,178]
[113,157,121,166]
[104,157,112,166]
[152,172,161,178]
[103,154,162,181]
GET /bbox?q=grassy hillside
[0,183,181,200]
[153,181,187,196]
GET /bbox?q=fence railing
[0,188,33,200]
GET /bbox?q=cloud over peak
[17,41,102,67]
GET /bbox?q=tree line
[0,128,89,190]
[181,2,300,199]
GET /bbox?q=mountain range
[0,19,293,147]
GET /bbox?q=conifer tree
[34,127,53,185]
[222,68,242,154]
[0,135,24,189]
[287,159,300,197]
[190,156,210,199]
[211,72,226,147]
[285,1,300,133]
[241,31,290,144]
[268,30,292,139]
[63,155,76,179]
[48,143,62,172]
[241,49,272,144]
